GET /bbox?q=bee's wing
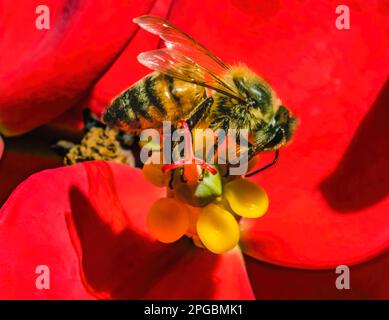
[137,48,242,101]
[133,15,245,101]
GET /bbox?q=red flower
[0,0,388,299]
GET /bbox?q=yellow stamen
[224,178,269,218]
[196,204,240,254]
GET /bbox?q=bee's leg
[192,120,226,176]
[166,121,182,173]
[168,170,175,189]
[164,98,216,188]
[245,149,279,177]
[222,166,230,178]
[179,166,187,183]
[185,97,214,130]
[212,132,234,178]
[198,168,205,181]
[215,137,230,178]
[224,138,251,177]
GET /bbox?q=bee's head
[233,77,273,113]
[227,66,274,116]
[263,106,298,150]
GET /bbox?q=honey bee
[103,15,297,176]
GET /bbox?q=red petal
[0,0,154,136]
[245,251,389,299]
[0,161,253,299]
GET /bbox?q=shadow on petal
[320,78,389,212]
[0,160,253,299]
[67,184,254,299]
[0,136,3,160]
[67,186,188,299]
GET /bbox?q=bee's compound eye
[250,84,271,106]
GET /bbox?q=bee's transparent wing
[133,15,244,101]
[138,48,243,101]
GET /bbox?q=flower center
[59,115,269,254]
[144,162,269,254]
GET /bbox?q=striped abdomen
[103,72,205,132]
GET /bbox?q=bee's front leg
[179,167,187,183]
[245,149,279,177]
[168,170,174,189]
[170,97,214,156]
[167,97,215,185]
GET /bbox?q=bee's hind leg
[165,98,215,188]
[198,168,205,181]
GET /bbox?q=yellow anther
[224,178,268,218]
[147,198,190,243]
[196,204,240,254]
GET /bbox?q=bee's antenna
[245,149,279,177]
